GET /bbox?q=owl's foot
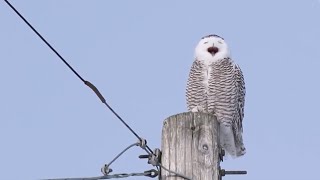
[191,106,204,112]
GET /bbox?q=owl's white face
[195,34,230,63]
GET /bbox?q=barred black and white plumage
[186,34,246,157]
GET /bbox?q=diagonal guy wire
[3,0,154,155]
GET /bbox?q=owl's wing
[186,60,206,112]
[234,63,245,132]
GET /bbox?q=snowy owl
[186,34,246,157]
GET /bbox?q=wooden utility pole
[161,112,220,180]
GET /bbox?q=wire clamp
[144,169,159,178]
[101,164,113,175]
[149,148,161,166]
[138,138,147,150]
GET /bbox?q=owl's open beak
[207,46,219,55]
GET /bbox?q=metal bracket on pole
[220,169,247,176]
[139,148,161,166]
[219,167,247,180]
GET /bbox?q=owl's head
[195,34,230,62]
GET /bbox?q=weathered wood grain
[161,112,220,180]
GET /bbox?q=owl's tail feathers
[236,143,246,157]
[235,131,246,157]
[219,124,246,158]
[220,124,237,158]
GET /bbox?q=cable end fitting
[101,164,113,175]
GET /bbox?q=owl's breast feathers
[186,57,245,128]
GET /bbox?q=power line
[43,169,158,180]
[4,0,154,155]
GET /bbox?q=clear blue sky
[1,1,320,180]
